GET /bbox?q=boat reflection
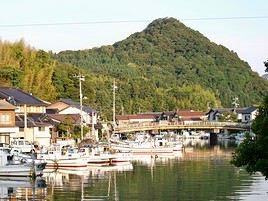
[43,164,132,201]
[0,177,47,200]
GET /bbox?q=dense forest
[1,18,268,119]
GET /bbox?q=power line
[0,16,268,28]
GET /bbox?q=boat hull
[0,162,46,178]
[45,158,88,170]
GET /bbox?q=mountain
[1,18,267,118]
[56,18,268,114]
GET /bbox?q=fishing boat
[0,149,46,178]
[38,145,88,170]
[79,146,132,167]
[110,139,182,155]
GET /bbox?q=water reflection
[1,139,267,201]
[0,177,47,200]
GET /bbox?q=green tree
[231,94,268,178]
[56,116,74,137]
[218,111,237,122]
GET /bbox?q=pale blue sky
[0,0,267,74]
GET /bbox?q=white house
[47,98,98,125]
[241,106,259,123]
[207,108,246,122]
[47,98,99,140]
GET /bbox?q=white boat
[110,140,182,155]
[0,150,46,178]
[38,146,88,170]
[79,147,129,167]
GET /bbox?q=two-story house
[0,99,19,143]
[207,108,247,122]
[0,87,51,146]
[241,106,259,123]
[47,98,99,139]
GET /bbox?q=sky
[0,0,267,75]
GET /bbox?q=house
[0,99,19,143]
[43,114,81,143]
[207,108,246,122]
[0,87,51,145]
[175,110,207,123]
[241,106,259,123]
[15,114,51,147]
[47,98,99,140]
[47,98,98,125]
[0,87,47,114]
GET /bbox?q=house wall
[16,105,46,114]
[33,126,51,147]
[0,110,15,127]
[59,107,98,124]
[0,109,18,143]
[11,126,51,147]
[242,110,258,123]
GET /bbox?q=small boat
[110,140,182,155]
[79,147,115,167]
[39,146,88,170]
[0,149,46,178]
[79,146,132,167]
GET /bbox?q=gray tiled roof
[59,98,96,114]
[210,108,247,114]
[15,114,51,128]
[0,87,47,106]
[241,106,258,114]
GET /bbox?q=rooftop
[58,98,96,114]
[0,99,16,110]
[0,87,47,106]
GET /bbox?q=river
[1,139,267,200]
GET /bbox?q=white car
[10,139,34,153]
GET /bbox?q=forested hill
[1,18,268,119]
[56,18,268,112]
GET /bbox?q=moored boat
[0,150,46,178]
[38,145,88,170]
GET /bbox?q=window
[0,114,11,124]
[38,127,45,132]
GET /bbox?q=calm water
[1,140,268,201]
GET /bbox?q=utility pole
[75,74,85,141]
[24,104,27,139]
[112,79,117,129]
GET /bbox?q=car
[10,139,34,153]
